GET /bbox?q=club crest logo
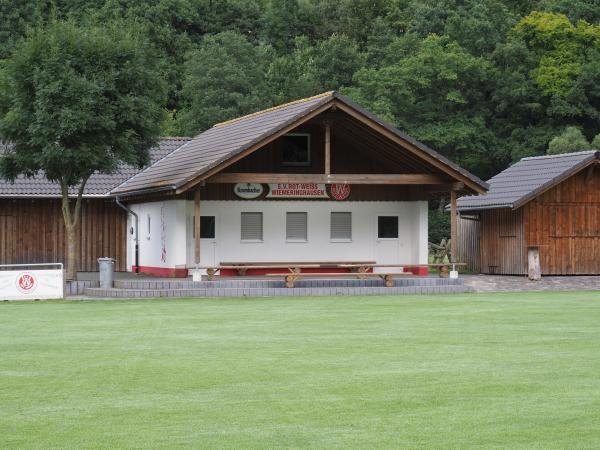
[330,184,351,201]
[16,273,37,294]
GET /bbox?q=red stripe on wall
[132,266,188,278]
[404,266,429,276]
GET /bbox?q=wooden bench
[217,261,376,277]
[190,262,467,281]
[265,272,413,288]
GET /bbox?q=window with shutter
[330,212,352,241]
[286,212,307,241]
[241,212,263,241]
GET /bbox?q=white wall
[189,200,427,267]
[128,200,188,270]
[127,199,428,270]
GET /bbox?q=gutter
[115,196,139,273]
[110,184,177,198]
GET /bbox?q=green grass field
[2,292,600,449]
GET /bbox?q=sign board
[330,184,351,200]
[233,182,352,200]
[267,183,329,199]
[0,268,64,300]
[234,183,264,199]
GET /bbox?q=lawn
[2,292,600,449]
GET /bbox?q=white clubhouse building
[112,92,486,277]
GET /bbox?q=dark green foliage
[1,1,600,180]
[0,19,166,278]
[429,204,451,244]
[547,126,590,154]
[0,20,166,184]
[178,31,272,135]
[346,35,496,175]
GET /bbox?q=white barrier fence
[0,263,64,300]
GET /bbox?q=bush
[429,206,450,244]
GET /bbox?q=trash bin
[98,257,115,288]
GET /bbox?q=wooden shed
[457,151,600,275]
[0,137,190,273]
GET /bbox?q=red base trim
[132,266,188,278]
[404,266,429,276]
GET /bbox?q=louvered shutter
[241,212,263,241]
[330,212,351,240]
[286,212,307,241]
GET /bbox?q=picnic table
[189,261,466,282]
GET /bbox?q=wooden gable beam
[332,120,431,174]
[324,121,331,175]
[206,173,447,185]
[332,101,486,194]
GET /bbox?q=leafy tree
[540,0,600,23]
[313,34,365,90]
[0,1,42,58]
[178,31,272,135]
[547,126,590,154]
[512,12,600,98]
[267,33,365,103]
[592,133,600,149]
[267,36,323,103]
[347,35,496,176]
[261,0,302,53]
[409,0,518,56]
[0,20,166,279]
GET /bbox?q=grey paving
[82,276,470,298]
[463,274,600,292]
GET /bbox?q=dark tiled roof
[112,92,334,194]
[457,151,600,211]
[113,91,488,195]
[0,137,190,198]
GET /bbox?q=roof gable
[457,151,600,211]
[112,92,488,196]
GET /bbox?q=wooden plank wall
[457,215,481,273]
[480,208,525,274]
[0,198,127,272]
[523,167,600,275]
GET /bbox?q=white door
[374,215,401,272]
[187,215,218,268]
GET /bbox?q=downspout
[115,196,139,273]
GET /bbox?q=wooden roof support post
[324,121,331,176]
[194,188,201,265]
[450,189,458,263]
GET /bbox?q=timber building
[457,151,600,275]
[1,92,487,277]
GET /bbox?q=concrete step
[113,277,464,290]
[83,284,471,298]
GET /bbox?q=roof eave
[511,154,600,210]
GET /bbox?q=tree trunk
[60,177,89,281]
[65,224,77,280]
